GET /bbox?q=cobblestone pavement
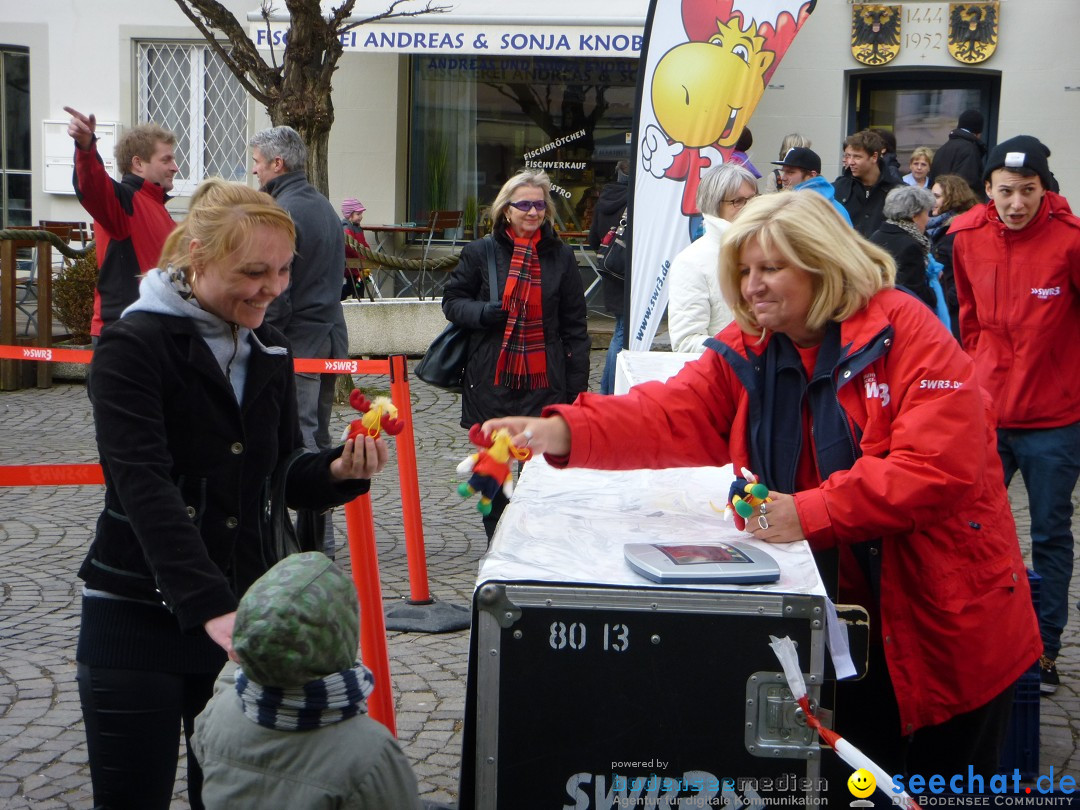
[1,349,1078,808]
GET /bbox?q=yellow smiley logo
[848,768,876,798]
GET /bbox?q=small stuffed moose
[342,390,404,441]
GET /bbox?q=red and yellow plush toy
[456,424,532,515]
[342,390,404,441]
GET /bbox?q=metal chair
[417,209,463,299]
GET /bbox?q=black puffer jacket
[442,222,591,428]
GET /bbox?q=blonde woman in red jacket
[485,191,1040,788]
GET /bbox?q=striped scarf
[234,662,375,731]
[495,227,547,389]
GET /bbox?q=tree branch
[172,0,279,106]
[340,0,451,33]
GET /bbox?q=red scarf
[494,227,547,389]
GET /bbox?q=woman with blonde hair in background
[903,146,935,188]
[442,168,590,539]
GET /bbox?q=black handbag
[415,235,498,392]
[263,447,320,568]
[596,208,627,281]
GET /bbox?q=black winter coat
[928,129,986,198]
[442,222,591,428]
[587,180,629,317]
[83,312,367,634]
[868,223,937,310]
[833,165,901,237]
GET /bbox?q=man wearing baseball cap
[950,134,1080,695]
[772,147,852,225]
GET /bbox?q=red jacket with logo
[951,192,1080,429]
[546,289,1040,733]
[73,141,175,336]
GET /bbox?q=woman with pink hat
[341,197,371,299]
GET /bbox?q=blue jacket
[794,175,852,226]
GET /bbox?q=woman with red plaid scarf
[442,169,591,540]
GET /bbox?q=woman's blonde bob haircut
[490,169,556,229]
[159,178,295,282]
[718,192,897,335]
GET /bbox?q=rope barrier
[0,230,95,260]
[353,241,460,272]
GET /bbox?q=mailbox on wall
[42,120,121,194]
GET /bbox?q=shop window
[137,42,248,195]
[847,70,999,169]
[1,48,31,227]
[409,55,638,235]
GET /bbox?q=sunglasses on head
[508,200,547,212]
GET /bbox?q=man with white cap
[951,134,1080,695]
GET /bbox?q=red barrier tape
[0,345,391,375]
[0,464,104,486]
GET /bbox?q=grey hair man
[250,126,348,557]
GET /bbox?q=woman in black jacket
[927,174,979,341]
[869,185,938,311]
[442,168,590,538]
[78,179,388,810]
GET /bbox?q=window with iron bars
[137,42,248,195]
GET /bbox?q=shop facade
[2,1,1078,231]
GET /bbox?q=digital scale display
[624,542,780,584]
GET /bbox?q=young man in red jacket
[65,107,178,342]
[951,135,1080,694]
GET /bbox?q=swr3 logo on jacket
[863,372,890,407]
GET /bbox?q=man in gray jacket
[251,126,348,556]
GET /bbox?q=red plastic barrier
[389,354,432,604]
[0,345,94,363]
[343,494,397,736]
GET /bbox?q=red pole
[389,354,432,604]
[343,494,397,737]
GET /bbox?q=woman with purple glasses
[442,168,591,540]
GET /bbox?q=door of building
[847,70,999,170]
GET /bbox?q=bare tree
[173,0,449,195]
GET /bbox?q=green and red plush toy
[456,424,532,515]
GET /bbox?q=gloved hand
[480,303,509,327]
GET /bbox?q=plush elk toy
[342,390,404,441]
[456,424,532,515]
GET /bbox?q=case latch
[744,671,818,759]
